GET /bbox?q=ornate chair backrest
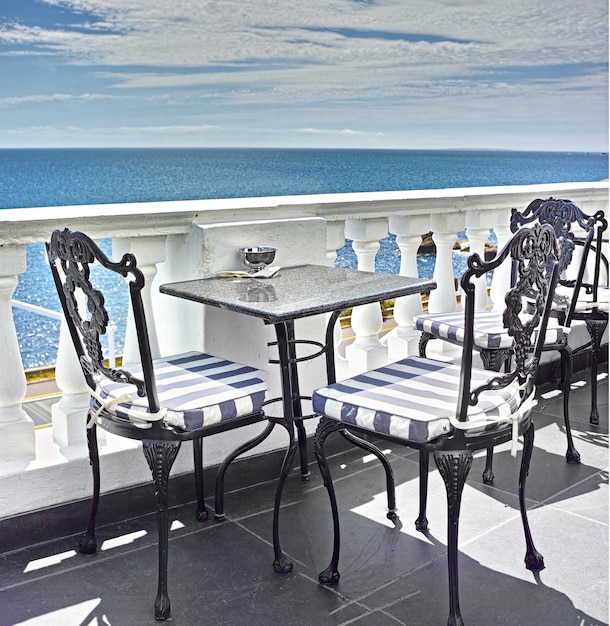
[510,198,604,327]
[457,224,559,422]
[46,228,160,413]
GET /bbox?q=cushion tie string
[449,388,538,458]
[87,388,168,428]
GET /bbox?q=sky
[0,0,607,151]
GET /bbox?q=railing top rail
[1,180,607,245]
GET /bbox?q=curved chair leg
[434,450,473,626]
[314,417,343,586]
[586,318,608,425]
[416,450,429,531]
[519,424,545,571]
[479,348,510,486]
[214,421,276,520]
[418,331,434,357]
[340,429,398,520]
[559,346,580,463]
[272,422,298,574]
[482,448,495,485]
[143,441,181,622]
[192,439,208,521]
[78,422,100,555]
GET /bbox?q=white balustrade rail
[0,181,607,519]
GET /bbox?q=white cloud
[0,0,606,149]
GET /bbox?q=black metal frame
[46,228,266,621]
[314,224,560,626]
[419,198,606,482]
[571,224,609,425]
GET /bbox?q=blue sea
[3,148,607,369]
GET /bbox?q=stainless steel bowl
[238,246,277,271]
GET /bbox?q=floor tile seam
[295,570,381,623]
[540,468,609,508]
[0,520,222,592]
[538,501,610,528]
[324,551,448,611]
[296,569,419,626]
[229,517,311,570]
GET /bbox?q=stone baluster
[344,218,388,372]
[52,291,97,449]
[113,236,167,364]
[489,208,513,310]
[326,220,347,371]
[465,210,495,311]
[427,213,466,314]
[387,215,431,360]
[0,245,35,465]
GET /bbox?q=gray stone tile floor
[1,364,607,625]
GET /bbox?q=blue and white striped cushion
[414,310,564,349]
[312,356,521,443]
[93,351,266,432]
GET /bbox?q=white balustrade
[0,245,35,466]
[428,212,467,314]
[489,208,513,309]
[113,236,167,364]
[0,181,606,517]
[387,214,431,360]
[344,218,388,372]
[465,209,497,311]
[52,298,96,449]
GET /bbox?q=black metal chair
[312,223,560,626]
[46,228,268,621]
[570,222,608,424]
[415,198,605,481]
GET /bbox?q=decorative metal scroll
[513,198,598,286]
[465,223,558,405]
[47,228,147,397]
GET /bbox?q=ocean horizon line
[0,146,606,155]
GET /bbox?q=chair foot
[195,508,209,522]
[78,533,97,554]
[214,512,226,521]
[415,516,429,532]
[590,411,600,426]
[154,592,171,621]
[387,509,398,521]
[447,615,465,626]
[300,470,311,482]
[482,447,494,485]
[525,550,545,572]
[319,565,340,586]
[482,469,494,485]
[566,448,581,464]
[273,554,294,573]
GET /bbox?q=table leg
[286,321,310,480]
[271,321,297,573]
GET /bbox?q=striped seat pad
[415,310,564,349]
[93,351,266,432]
[312,357,522,444]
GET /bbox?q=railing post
[387,215,431,360]
[490,208,513,309]
[52,302,98,448]
[427,213,466,314]
[465,210,495,311]
[326,220,348,372]
[344,218,388,372]
[0,245,35,465]
[113,236,167,364]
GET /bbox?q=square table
[161,264,435,572]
